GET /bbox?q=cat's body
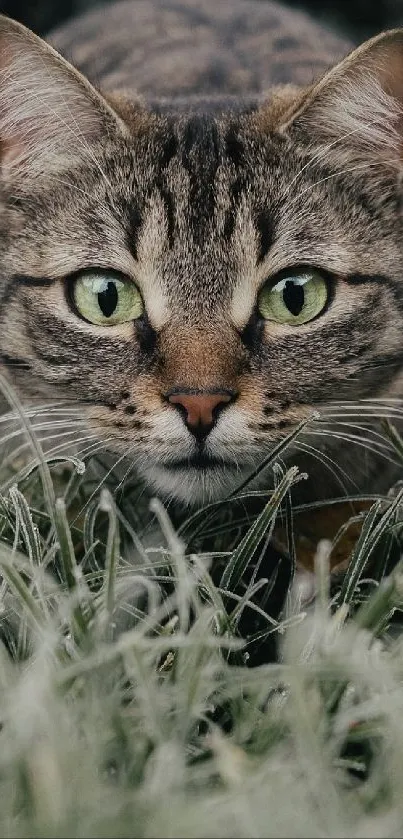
[1,0,403,505]
[49,0,349,99]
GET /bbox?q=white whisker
[296,440,357,496]
[70,448,132,526]
[285,114,399,196]
[291,160,388,204]
[316,420,395,451]
[306,429,400,469]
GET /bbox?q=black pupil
[283,279,304,316]
[98,282,118,318]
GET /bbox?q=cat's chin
[141,462,247,507]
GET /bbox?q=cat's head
[1,16,403,505]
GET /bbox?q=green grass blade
[220,466,301,592]
[0,544,47,632]
[178,414,317,544]
[0,375,56,521]
[54,497,91,644]
[339,491,403,606]
[9,485,42,567]
[100,489,120,634]
[228,413,317,499]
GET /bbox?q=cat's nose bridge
[159,324,242,389]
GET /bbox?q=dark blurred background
[0,0,402,42]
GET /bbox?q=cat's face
[1,17,403,504]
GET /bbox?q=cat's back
[49,0,351,99]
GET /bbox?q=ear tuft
[0,15,123,180]
[286,30,403,164]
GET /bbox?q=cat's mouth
[140,449,249,505]
[163,452,225,471]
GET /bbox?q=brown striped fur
[1,1,403,505]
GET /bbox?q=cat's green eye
[258,269,328,326]
[72,270,144,326]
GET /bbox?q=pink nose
[167,391,233,429]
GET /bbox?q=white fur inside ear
[302,70,402,160]
[0,26,116,179]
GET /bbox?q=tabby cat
[1,0,403,506]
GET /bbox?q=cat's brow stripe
[12,276,56,288]
[0,276,57,321]
[0,277,19,309]
[343,275,403,314]
[255,211,275,263]
[0,353,31,370]
[156,181,176,248]
[224,127,246,167]
[364,350,403,371]
[344,273,400,288]
[125,203,143,262]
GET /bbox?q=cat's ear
[282,29,403,164]
[0,15,126,180]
